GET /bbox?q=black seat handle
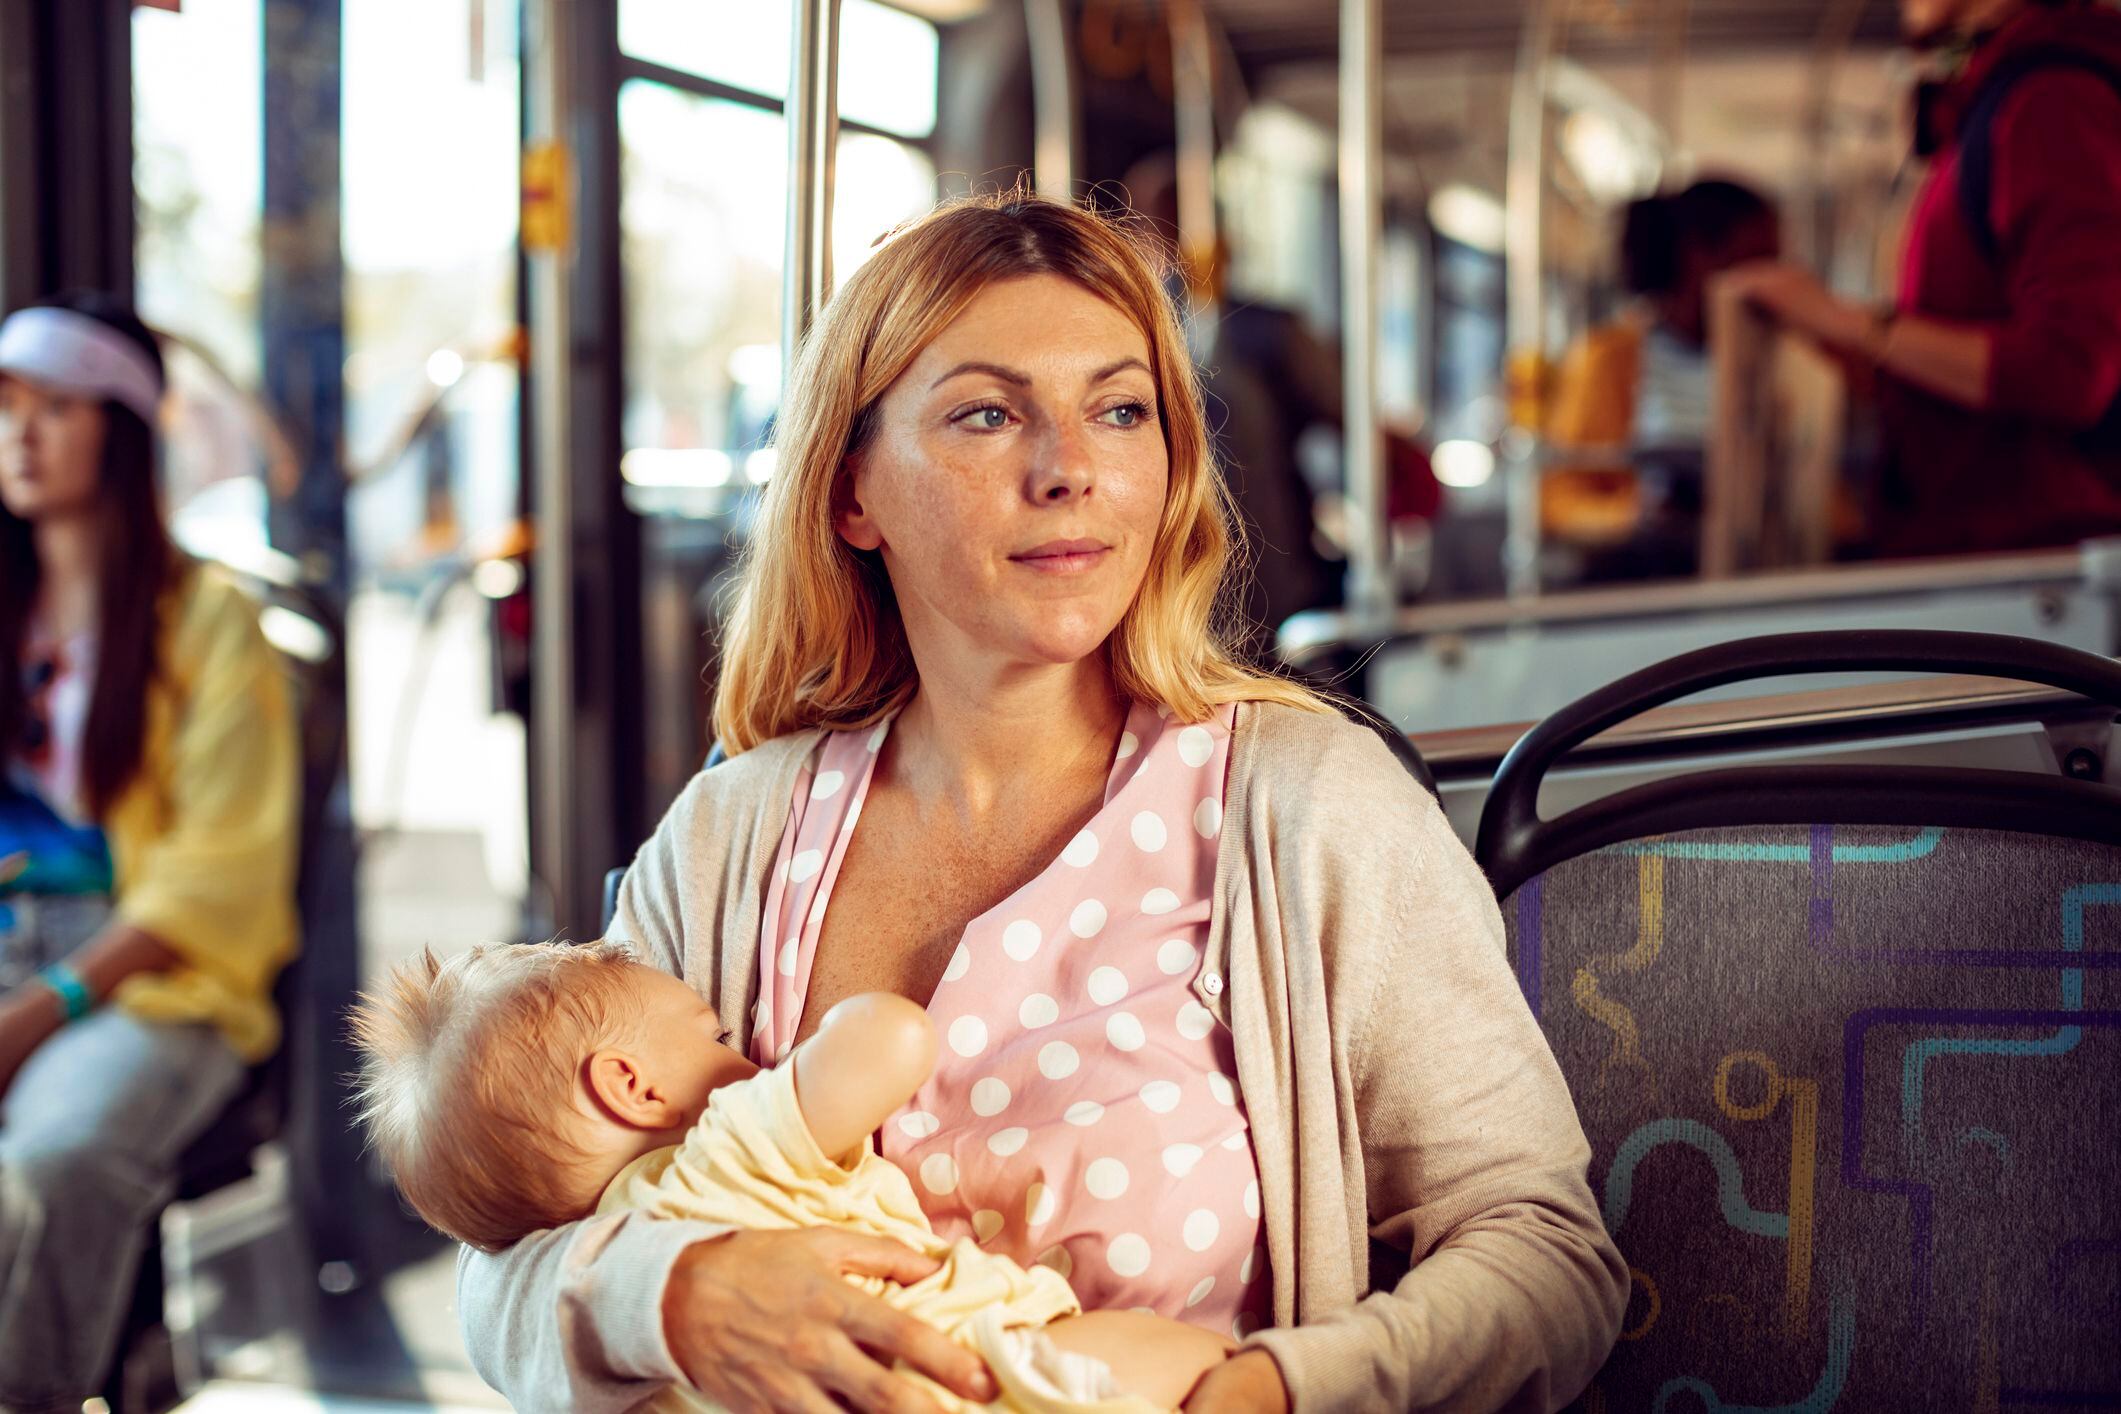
[1476,630,2121,898]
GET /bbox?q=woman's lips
[1010,539,1111,573]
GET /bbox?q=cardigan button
[1202,971,1224,996]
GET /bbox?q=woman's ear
[584,1049,675,1129]
[836,457,885,551]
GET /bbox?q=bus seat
[1476,631,2121,1409]
[106,575,347,1411]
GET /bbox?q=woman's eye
[1099,401,1153,428]
[954,404,1010,430]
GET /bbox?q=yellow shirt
[597,1063,1087,1412]
[104,563,300,1061]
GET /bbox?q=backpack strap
[1956,46,2121,265]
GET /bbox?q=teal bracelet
[35,963,93,1023]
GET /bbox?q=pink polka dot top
[750,700,1270,1336]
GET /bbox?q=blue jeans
[0,899,246,1409]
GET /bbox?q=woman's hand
[1183,1349,1291,1413]
[661,1228,999,1413]
[1713,262,1869,354]
[0,987,62,1097]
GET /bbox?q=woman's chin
[1008,613,1124,668]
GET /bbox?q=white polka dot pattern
[1107,1233,1152,1278]
[1087,966,1129,1006]
[1084,1158,1130,1200]
[1176,1000,1215,1041]
[1002,920,1043,962]
[920,1154,958,1195]
[1130,811,1168,853]
[750,701,1268,1333]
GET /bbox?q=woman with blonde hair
[459,191,1625,1414]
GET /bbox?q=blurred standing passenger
[1543,179,1781,564]
[0,294,299,1409]
[1721,0,2121,556]
[1122,155,1344,657]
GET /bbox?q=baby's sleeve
[635,1066,870,1231]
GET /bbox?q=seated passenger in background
[353,942,1236,1413]
[0,292,299,1410]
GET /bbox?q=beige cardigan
[456,702,1627,1412]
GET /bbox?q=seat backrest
[1508,823,2121,1410]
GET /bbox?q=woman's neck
[889,654,1126,821]
[30,515,100,639]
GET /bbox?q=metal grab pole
[784,0,843,362]
[1171,0,1216,284]
[525,0,578,933]
[1024,0,1077,202]
[1340,0,1389,619]
[1502,0,1559,602]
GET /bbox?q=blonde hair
[349,940,641,1252]
[713,187,1332,753]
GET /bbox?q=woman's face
[0,373,107,522]
[840,274,1170,674]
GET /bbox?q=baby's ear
[584,1049,669,1129]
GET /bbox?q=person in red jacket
[1720,0,2121,556]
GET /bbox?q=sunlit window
[343,0,523,568]
[133,0,263,388]
[620,0,939,139]
[618,80,935,513]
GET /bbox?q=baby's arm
[790,993,937,1159]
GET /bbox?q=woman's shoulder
[1236,698,1400,783]
[657,728,826,842]
[165,559,261,633]
[1233,698,1456,848]
[158,560,275,680]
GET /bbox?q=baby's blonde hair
[349,939,642,1252]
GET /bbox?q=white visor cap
[0,306,165,426]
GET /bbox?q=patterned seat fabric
[1504,825,2121,1413]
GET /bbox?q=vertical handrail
[784,0,843,362]
[1170,0,1216,290]
[525,0,578,932]
[1024,0,1077,202]
[1340,0,1389,618]
[1800,0,1866,272]
[1502,0,1560,601]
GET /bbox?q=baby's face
[619,966,759,1130]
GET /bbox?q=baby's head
[350,940,754,1251]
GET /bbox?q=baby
[350,941,1236,1413]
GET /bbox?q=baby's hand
[0,852,26,888]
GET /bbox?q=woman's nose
[1026,417,1095,503]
